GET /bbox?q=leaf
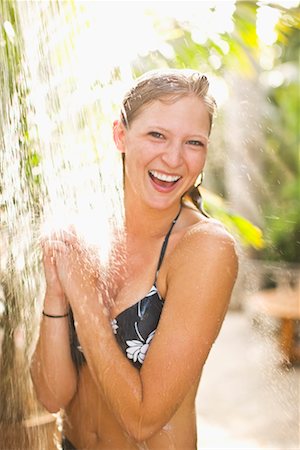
[201,188,265,250]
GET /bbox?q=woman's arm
[30,252,78,413]
[54,222,238,441]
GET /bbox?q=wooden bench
[247,283,300,364]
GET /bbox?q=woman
[31,69,238,450]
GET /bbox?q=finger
[40,227,78,246]
[42,240,70,257]
[52,229,78,244]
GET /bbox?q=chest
[111,242,163,319]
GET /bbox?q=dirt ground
[196,310,300,450]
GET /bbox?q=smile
[148,170,182,192]
[149,170,181,183]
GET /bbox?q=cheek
[188,151,207,173]
[124,142,149,173]
[135,142,158,165]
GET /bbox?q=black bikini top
[69,206,182,370]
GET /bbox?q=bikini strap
[155,205,182,278]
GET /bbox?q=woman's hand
[41,231,72,314]
[43,251,65,298]
[42,228,101,311]
[31,230,80,412]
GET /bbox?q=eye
[149,131,164,139]
[187,140,205,147]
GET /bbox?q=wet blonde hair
[121,68,216,134]
[120,68,217,216]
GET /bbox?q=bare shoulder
[168,216,238,279]
[181,215,237,256]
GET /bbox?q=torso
[64,365,199,449]
[64,205,211,449]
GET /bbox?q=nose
[161,141,183,168]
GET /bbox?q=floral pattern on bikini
[111,284,164,369]
[111,318,119,334]
[126,329,156,364]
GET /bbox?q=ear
[113,119,126,153]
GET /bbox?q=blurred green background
[0,2,299,448]
[1,0,299,262]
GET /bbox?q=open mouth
[148,170,181,189]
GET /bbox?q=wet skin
[61,206,236,450]
[63,208,203,449]
[64,367,200,449]
[31,95,238,449]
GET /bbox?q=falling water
[0,2,124,448]
[1,2,299,449]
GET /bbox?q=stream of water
[1,2,298,450]
[0,2,124,448]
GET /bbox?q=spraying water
[0,2,124,448]
[2,3,299,449]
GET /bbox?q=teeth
[149,170,181,183]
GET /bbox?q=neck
[124,191,181,239]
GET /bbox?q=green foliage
[150,1,299,261]
[0,1,20,101]
[0,0,42,215]
[2,0,299,261]
[261,181,300,262]
[222,1,260,76]
[202,188,265,250]
[260,8,299,262]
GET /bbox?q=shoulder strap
[155,205,182,278]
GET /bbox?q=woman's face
[114,95,211,211]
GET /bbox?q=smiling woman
[115,69,215,213]
[115,95,209,209]
[30,69,238,450]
